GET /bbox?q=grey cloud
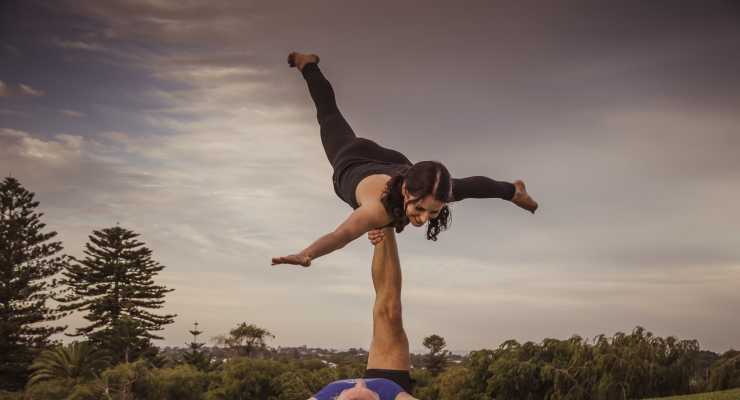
[61,1,258,44]
[0,109,28,117]
[2,44,21,57]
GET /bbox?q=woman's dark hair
[380,160,453,241]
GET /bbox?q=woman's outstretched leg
[452,176,538,213]
[288,52,357,167]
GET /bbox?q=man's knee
[374,300,403,328]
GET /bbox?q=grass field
[644,388,740,399]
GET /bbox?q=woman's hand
[367,228,385,246]
[271,253,311,267]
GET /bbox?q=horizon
[2,0,739,355]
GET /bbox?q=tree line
[412,328,740,400]
[2,176,739,399]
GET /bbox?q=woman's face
[336,379,380,400]
[403,184,445,227]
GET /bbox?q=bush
[205,357,291,400]
[203,357,341,400]
[23,379,73,400]
[437,366,475,400]
[66,382,106,400]
[272,371,312,400]
[709,351,740,391]
[300,366,339,395]
[411,368,437,400]
[0,391,23,400]
[152,364,209,400]
[101,360,156,400]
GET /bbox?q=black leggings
[301,63,355,167]
[300,62,515,202]
[301,63,411,169]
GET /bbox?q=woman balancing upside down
[272,52,538,267]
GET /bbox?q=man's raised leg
[366,228,410,370]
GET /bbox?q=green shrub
[0,391,23,400]
[66,382,106,400]
[708,351,740,391]
[411,368,437,400]
[300,366,338,394]
[23,379,73,400]
[205,357,290,400]
[101,360,156,400]
[203,357,340,400]
[272,371,312,400]
[152,364,209,400]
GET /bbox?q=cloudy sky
[1,1,739,353]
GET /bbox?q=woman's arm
[272,202,388,267]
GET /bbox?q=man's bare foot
[287,52,320,71]
[511,180,538,214]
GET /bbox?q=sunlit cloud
[18,83,45,97]
[0,81,46,97]
[60,109,86,118]
[54,39,106,52]
[0,128,82,165]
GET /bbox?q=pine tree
[183,321,212,371]
[59,226,176,363]
[0,176,68,391]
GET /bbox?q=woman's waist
[333,159,408,182]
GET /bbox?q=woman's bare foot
[287,52,320,71]
[511,180,538,214]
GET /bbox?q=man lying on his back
[310,228,417,400]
